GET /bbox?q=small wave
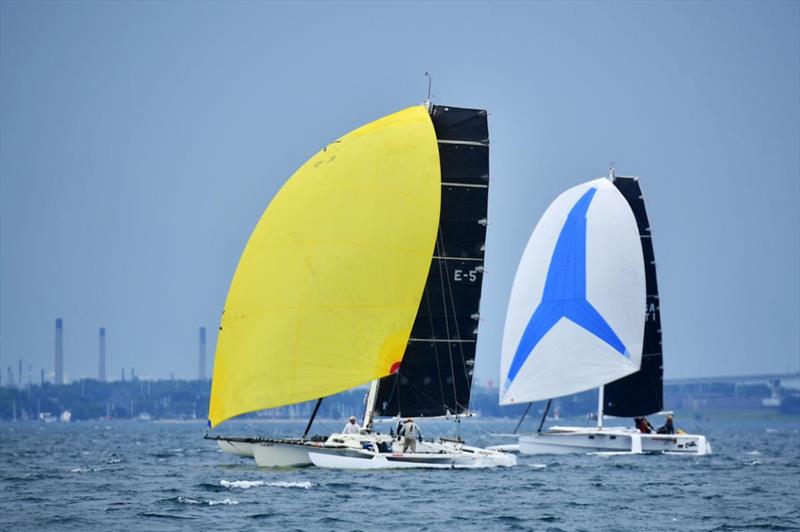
[528,463,547,469]
[220,480,265,489]
[745,450,761,456]
[105,458,123,464]
[267,481,312,489]
[139,512,193,520]
[208,498,239,506]
[70,467,103,473]
[175,495,240,506]
[747,460,761,466]
[220,479,312,490]
[248,513,275,520]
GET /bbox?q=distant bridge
[665,372,800,386]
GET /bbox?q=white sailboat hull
[309,438,517,470]
[216,439,255,458]
[253,441,313,467]
[518,426,712,455]
[309,449,516,469]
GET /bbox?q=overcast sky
[1,1,798,384]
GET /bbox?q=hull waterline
[518,426,712,455]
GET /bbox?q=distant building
[98,327,107,382]
[55,318,64,385]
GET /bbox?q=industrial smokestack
[198,327,207,381]
[55,318,64,385]
[99,327,107,382]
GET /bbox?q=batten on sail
[374,105,490,418]
[500,178,646,406]
[208,106,440,428]
[603,176,664,417]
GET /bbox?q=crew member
[637,417,654,434]
[342,416,361,434]
[398,417,421,453]
[656,414,675,435]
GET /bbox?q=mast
[597,387,604,429]
[363,379,379,431]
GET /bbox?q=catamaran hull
[309,449,516,470]
[518,427,711,455]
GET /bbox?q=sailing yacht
[498,174,711,455]
[206,103,514,468]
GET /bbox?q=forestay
[500,178,645,405]
[208,106,440,428]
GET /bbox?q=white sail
[500,178,645,405]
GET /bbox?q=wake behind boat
[498,172,711,456]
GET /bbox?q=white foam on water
[177,496,202,505]
[745,450,761,455]
[220,479,312,490]
[220,480,265,489]
[70,467,103,473]
[528,464,547,469]
[208,498,239,506]
[266,481,312,489]
[747,460,761,466]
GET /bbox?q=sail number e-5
[454,268,480,282]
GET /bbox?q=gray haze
[1,1,798,384]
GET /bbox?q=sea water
[1,415,798,531]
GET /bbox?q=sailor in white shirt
[342,416,361,434]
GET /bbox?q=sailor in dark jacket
[656,415,675,434]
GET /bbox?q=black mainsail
[374,105,490,418]
[603,176,664,417]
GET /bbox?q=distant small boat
[498,174,711,456]
[207,102,513,469]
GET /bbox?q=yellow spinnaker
[208,106,440,427]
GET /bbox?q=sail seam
[441,182,488,189]
[437,139,488,146]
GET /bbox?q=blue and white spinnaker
[500,177,646,405]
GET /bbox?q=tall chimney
[198,327,207,381]
[55,318,64,385]
[99,327,107,382]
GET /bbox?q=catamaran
[497,173,711,456]
[206,102,514,469]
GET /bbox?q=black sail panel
[374,105,488,418]
[603,177,664,417]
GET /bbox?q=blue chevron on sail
[505,187,630,390]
